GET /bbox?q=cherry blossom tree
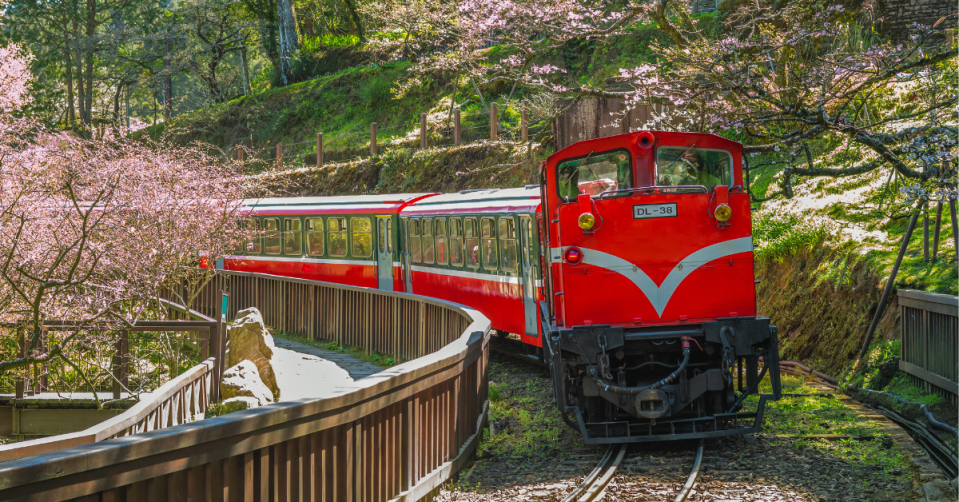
[0,38,257,394]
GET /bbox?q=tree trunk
[112,82,123,131]
[276,0,299,86]
[82,0,96,127]
[64,49,76,128]
[241,45,252,95]
[164,39,173,119]
[260,15,281,77]
[343,0,365,42]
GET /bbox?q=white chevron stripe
[554,237,753,316]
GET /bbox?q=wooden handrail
[0,273,491,502]
[0,358,215,464]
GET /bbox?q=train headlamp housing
[714,203,732,222]
[564,247,584,266]
[578,212,596,230]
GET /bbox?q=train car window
[409,219,422,263]
[306,218,324,256]
[351,217,373,258]
[498,217,517,271]
[264,218,281,255]
[387,219,393,252]
[656,147,732,190]
[481,217,498,270]
[247,219,262,254]
[377,218,387,254]
[421,219,434,264]
[328,217,348,257]
[283,218,302,255]
[465,217,479,268]
[434,218,448,265]
[450,218,464,266]
[556,149,632,200]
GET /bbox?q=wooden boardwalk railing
[0,272,491,502]
[898,289,958,404]
[0,358,215,464]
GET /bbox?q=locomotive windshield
[656,147,732,190]
[557,149,633,200]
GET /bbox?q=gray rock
[220,396,260,414]
[225,307,279,400]
[220,360,274,406]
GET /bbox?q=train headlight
[564,247,584,265]
[714,204,732,222]
[578,213,596,230]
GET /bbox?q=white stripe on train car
[551,237,753,316]
[410,266,521,285]
[225,255,373,267]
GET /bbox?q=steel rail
[672,439,705,502]
[560,444,626,502]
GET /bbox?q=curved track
[672,439,705,502]
[560,445,627,502]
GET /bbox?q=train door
[519,215,538,336]
[400,217,413,292]
[376,216,393,291]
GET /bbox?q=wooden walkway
[273,336,384,380]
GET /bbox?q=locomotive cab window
[409,219,422,263]
[422,218,434,264]
[499,217,517,271]
[450,218,464,267]
[434,218,448,265]
[656,147,732,191]
[465,217,479,268]
[557,149,633,200]
[481,217,498,270]
[351,217,373,258]
[263,218,281,255]
[283,218,302,255]
[306,218,324,256]
[328,217,348,257]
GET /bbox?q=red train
[222,130,782,443]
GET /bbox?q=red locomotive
[222,130,781,443]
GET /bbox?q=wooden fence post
[420,113,427,148]
[490,103,498,141]
[370,123,377,156]
[276,143,283,169]
[317,133,323,167]
[454,108,461,146]
[521,108,528,142]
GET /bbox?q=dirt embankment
[756,241,901,377]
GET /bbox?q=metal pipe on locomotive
[537,130,782,443]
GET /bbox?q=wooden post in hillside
[276,143,283,169]
[420,113,427,148]
[454,108,461,146]
[490,103,498,141]
[370,123,377,156]
[317,133,323,167]
[521,108,528,142]
[236,146,245,161]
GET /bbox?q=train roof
[242,193,436,215]
[401,186,541,215]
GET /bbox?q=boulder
[220,396,260,415]
[220,360,274,406]
[225,307,279,399]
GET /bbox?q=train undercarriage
[540,303,782,443]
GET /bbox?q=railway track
[560,445,627,502]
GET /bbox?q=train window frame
[464,217,479,269]
[283,218,302,256]
[351,217,373,259]
[449,218,464,267]
[409,218,422,263]
[248,219,262,254]
[498,217,517,272]
[481,217,498,271]
[263,217,281,255]
[328,217,348,257]
[655,146,733,191]
[421,218,434,265]
[434,217,448,265]
[306,218,324,257]
[555,148,633,201]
